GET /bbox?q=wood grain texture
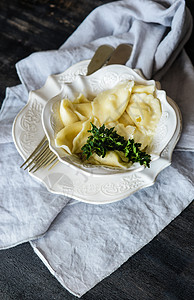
[0,1,193,299]
[0,0,116,102]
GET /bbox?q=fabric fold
[0,0,194,297]
[16,0,192,92]
[31,150,194,297]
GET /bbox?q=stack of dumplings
[55,80,162,168]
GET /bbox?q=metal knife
[87,43,133,75]
[106,44,133,66]
[87,45,115,75]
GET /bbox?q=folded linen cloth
[0,0,194,297]
[16,0,193,89]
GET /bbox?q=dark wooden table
[0,1,193,299]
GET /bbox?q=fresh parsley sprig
[81,123,151,168]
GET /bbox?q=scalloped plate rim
[12,60,182,204]
[42,64,177,176]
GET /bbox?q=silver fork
[20,45,115,173]
[20,44,133,173]
[20,135,58,172]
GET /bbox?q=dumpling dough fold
[126,93,161,136]
[59,99,79,126]
[55,117,99,154]
[88,151,132,169]
[92,81,134,124]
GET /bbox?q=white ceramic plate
[42,65,177,176]
[12,60,182,204]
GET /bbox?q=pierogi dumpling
[73,93,90,104]
[92,81,134,124]
[88,151,132,169]
[73,102,92,120]
[55,120,84,154]
[60,99,79,126]
[132,84,155,94]
[126,92,162,136]
[106,121,135,141]
[133,128,152,150]
[55,117,99,154]
[72,117,99,153]
[118,111,135,126]
[55,80,162,168]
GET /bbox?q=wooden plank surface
[0,1,194,299]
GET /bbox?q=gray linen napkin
[0,0,194,297]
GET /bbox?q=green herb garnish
[81,123,151,168]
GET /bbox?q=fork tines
[20,135,58,173]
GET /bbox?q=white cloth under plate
[0,0,194,297]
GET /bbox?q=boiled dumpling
[126,93,162,136]
[88,151,132,169]
[73,103,92,120]
[92,81,134,124]
[118,111,135,126]
[59,94,91,125]
[72,94,92,119]
[55,121,84,154]
[73,93,90,104]
[132,84,155,94]
[106,121,135,140]
[72,117,99,153]
[60,99,79,126]
[133,128,152,150]
[55,80,162,169]
[56,118,99,155]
